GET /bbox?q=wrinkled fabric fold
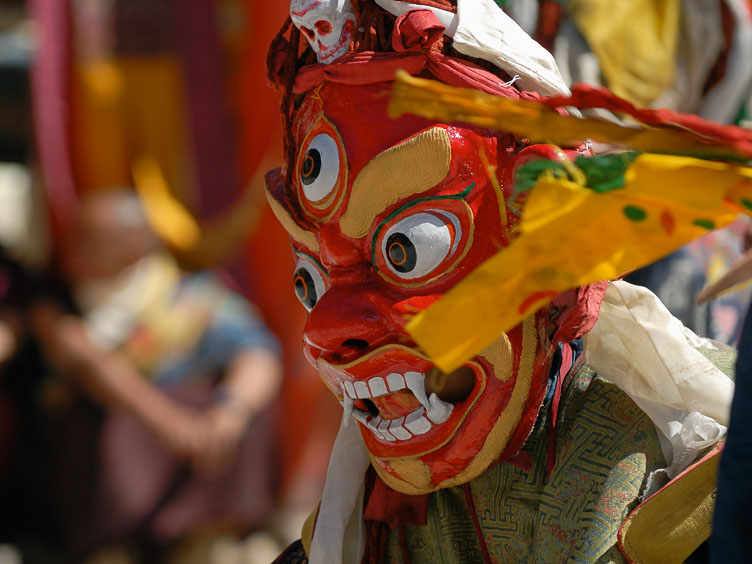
[583,281,732,492]
[453,0,570,96]
[374,0,570,96]
[293,0,571,99]
[293,50,527,98]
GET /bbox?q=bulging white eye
[381,211,461,280]
[293,258,327,312]
[300,133,340,203]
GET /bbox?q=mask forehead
[294,83,443,183]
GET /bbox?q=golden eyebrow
[339,127,451,238]
[265,188,320,253]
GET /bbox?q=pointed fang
[426,393,453,424]
[405,372,430,411]
[340,385,354,428]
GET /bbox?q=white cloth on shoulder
[583,280,732,496]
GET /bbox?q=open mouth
[318,345,482,452]
[341,370,455,441]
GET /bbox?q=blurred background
[0,0,750,563]
[0,1,341,562]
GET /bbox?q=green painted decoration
[513,152,639,196]
[623,206,647,222]
[692,219,716,230]
[574,152,638,193]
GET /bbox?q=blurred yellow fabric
[569,0,681,106]
[132,156,201,251]
[389,71,748,161]
[70,57,196,207]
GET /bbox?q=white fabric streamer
[308,420,370,564]
[453,0,570,96]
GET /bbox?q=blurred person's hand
[32,305,218,462]
[190,402,250,477]
[189,348,282,477]
[146,401,212,461]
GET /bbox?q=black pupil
[386,233,417,273]
[301,149,321,186]
[294,268,317,309]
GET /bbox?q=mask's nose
[303,280,404,364]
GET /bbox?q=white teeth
[354,381,370,399]
[387,373,406,392]
[353,409,385,440]
[366,417,387,440]
[388,416,412,441]
[406,372,430,411]
[426,393,453,424]
[363,415,390,441]
[341,373,419,401]
[352,409,369,425]
[368,377,388,397]
[404,409,431,436]
[377,418,397,441]
[339,370,459,443]
[340,386,354,428]
[351,402,451,442]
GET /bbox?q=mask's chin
[365,318,540,495]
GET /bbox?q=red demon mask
[265,81,567,494]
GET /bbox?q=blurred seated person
[30,189,282,559]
